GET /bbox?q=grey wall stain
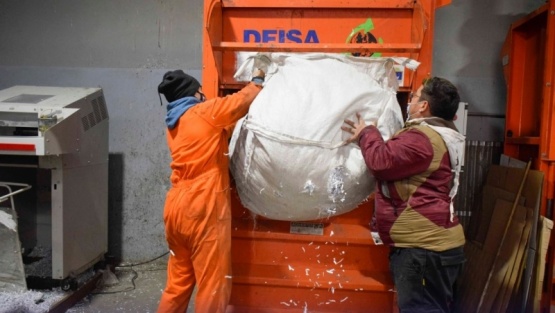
[433,0,546,141]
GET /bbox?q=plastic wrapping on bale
[230,53,406,221]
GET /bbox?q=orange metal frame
[201,0,451,311]
[502,1,555,311]
[202,0,450,97]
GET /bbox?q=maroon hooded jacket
[359,118,465,251]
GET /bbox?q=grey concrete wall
[0,0,546,261]
[433,0,546,141]
[0,0,204,262]
[0,1,203,69]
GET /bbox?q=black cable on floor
[91,268,139,295]
[117,251,170,267]
[91,251,169,295]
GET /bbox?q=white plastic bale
[230,53,405,221]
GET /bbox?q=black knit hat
[158,70,201,103]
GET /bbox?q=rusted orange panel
[203,0,443,96]
[540,0,555,308]
[229,193,395,312]
[214,42,421,53]
[228,285,394,312]
[505,137,541,145]
[222,0,415,9]
[541,0,555,161]
[503,5,547,160]
[203,0,223,99]
[219,7,417,86]
[502,2,555,311]
[220,10,414,45]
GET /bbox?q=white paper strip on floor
[0,204,27,292]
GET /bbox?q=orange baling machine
[501,0,555,311]
[201,1,451,311]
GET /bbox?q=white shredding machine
[0,86,108,290]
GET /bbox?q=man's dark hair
[420,77,460,121]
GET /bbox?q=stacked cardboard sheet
[456,164,550,313]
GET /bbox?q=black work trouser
[389,246,466,313]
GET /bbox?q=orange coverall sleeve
[194,83,262,130]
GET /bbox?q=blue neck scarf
[165,97,201,129]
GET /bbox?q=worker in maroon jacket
[342,77,466,313]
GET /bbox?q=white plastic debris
[0,210,16,231]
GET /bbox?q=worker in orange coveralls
[156,68,265,313]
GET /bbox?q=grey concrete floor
[67,256,195,313]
